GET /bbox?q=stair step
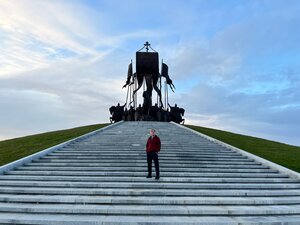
[29,161,263,165]
[41,155,248,160]
[1,180,299,189]
[1,203,300,216]
[0,187,299,197]
[15,166,277,173]
[0,175,295,183]
[24,162,267,169]
[49,152,239,156]
[2,213,300,225]
[35,158,257,163]
[1,194,300,205]
[5,171,284,178]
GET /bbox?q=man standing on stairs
[146,129,161,180]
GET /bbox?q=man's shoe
[146,175,152,178]
[155,176,160,180]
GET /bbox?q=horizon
[0,0,300,146]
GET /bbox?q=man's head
[150,129,156,136]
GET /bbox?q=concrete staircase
[0,121,300,224]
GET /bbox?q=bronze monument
[109,42,185,123]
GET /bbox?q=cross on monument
[144,41,150,52]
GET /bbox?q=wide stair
[0,121,300,224]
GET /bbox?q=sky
[0,0,299,146]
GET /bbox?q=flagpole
[160,59,163,108]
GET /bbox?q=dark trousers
[147,152,159,177]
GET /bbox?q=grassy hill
[0,124,109,166]
[1,123,299,173]
[186,125,300,173]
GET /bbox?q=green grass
[0,123,109,166]
[185,124,300,173]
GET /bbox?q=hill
[186,124,300,173]
[0,122,299,173]
[0,124,109,166]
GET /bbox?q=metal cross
[144,41,151,52]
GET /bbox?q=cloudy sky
[0,0,299,146]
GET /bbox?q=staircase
[0,121,300,224]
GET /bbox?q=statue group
[109,42,185,124]
[110,103,185,123]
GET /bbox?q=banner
[136,52,159,75]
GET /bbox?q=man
[146,129,161,180]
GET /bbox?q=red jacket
[146,135,161,153]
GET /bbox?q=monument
[109,42,185,123]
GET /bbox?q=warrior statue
[122,42,175,113]
[109,42,185,124]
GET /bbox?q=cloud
[0,0,299,147]
[178,74,300,145]
[0,0,128,77]
[0,52,130,139]
[158,1,300,146]
[168,41,242,81]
